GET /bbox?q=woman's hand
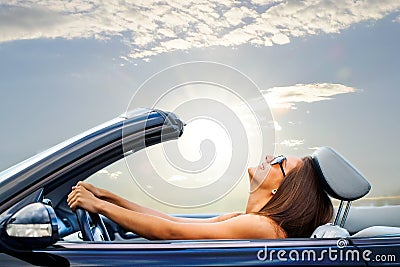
[72,181,104,199]
[67,184,102,213]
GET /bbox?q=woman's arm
[98,201,273,240]
[67,185,278,240]
[74,182,242,223]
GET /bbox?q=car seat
[310,147,371,238]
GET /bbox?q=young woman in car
[67,155,333,239]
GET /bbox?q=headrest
[312,147,371,201]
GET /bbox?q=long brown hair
[257,156,333,238]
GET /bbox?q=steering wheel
[75,208,110,241]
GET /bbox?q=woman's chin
[248,167,256,177]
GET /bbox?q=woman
[67,155,333,239]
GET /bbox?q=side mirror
[1,202,58,249]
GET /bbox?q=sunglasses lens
[271,155,285,165]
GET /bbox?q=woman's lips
[259,162,265,170]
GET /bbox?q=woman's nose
[265,155,274,163]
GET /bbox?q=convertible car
[0,108,399,266]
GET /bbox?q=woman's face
[246,155,302,213]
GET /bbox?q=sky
[1,0,400,211]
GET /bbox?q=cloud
[262,83,358,109]
[1,1,399,59]
[279,139,304,147]
[271,33,290,45]
[95,169,122,180]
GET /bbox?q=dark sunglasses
[270,155,286,177]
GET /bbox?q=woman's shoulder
[233,213,287,239]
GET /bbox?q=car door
[27,238,369,266]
